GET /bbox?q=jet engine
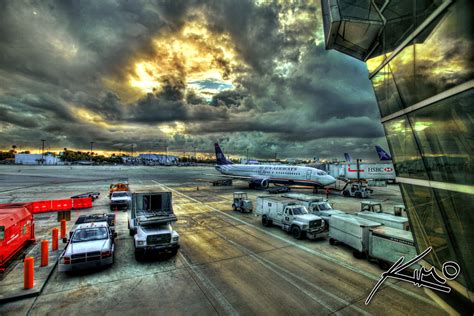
[249,178,269,189]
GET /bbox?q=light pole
[41,139,45,165]
[90,142,94,162]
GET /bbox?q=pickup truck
[129,192,180,259]
[282,194,345,225]
[70,213,116,239]
[110,191,131,210]
[256,196,328,240]
[59,221,116,272]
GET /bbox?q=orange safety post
[60,219,67,239]
[24,256,34,289]
[40,240,49,267]
[52,228,59,251]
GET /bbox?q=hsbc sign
[342,163,396,180]
[368,167,393,173]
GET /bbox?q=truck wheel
[329,238,336,245]
[170,248,178,256]
[378,260,389,270]
[232,204,237,212]
[262,216,271,227]
[352,250,364,259]
[129,228,135,236]
[291,226,303,239]
[355,192,362,198]
[134,251,142,261]
[343,190,350,197]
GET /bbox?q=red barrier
[30,200,52,213]
[72,197,93,209]
[51,199,72,211]
[1,197,93,215]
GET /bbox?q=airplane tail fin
[375,145,392,161]
[344,153,353,162]
[214,143,233,165]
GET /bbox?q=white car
[110,191,131,210]
[59,222,116,272]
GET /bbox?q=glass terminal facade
[321,0,473,312]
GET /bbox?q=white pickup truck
[59,221,116,272]
[110,191,131,210]
[256,196,328,240]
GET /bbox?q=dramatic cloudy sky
[0,0,388,160]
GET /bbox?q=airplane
[214,143,336,189]
[375,145,392,161]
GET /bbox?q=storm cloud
[0,0,386,160]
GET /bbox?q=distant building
[15,154,59,165]
[322,0,473,312]
[138,154,179,165]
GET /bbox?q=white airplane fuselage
[215,163,336,187]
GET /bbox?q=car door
[283,208,292,226]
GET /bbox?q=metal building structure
[321,0,473,313]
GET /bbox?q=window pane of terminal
[409,89,474,185]
[384,117,427,179]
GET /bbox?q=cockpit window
[316,171,327,176]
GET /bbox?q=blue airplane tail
[344,153,353,162]
[214,143,233,165]
[375,145,392,161]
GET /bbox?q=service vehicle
[368,226,420,270]
[357,211,410,231]
[128,192,179,259]
[59,221,116,272]
[110,191,131,210]
[109,182,129,198]
[70,213,116,238]
[232,192,253,213]
[256,196,327,240]
[329,214,382,258]
[268,186,291,194]
[211,179,233,186]
[282,193,344,224]
[341,181,372,198]
[393,204,407,217]
[0,205,35,272]
[71,192,100,201]
[361,201,383,212]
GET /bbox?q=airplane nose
[326,175,336,185]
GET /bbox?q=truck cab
[308,201,345,224]
[128,192,180,259]
[256,196,328,240]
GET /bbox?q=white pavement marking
[153,180,437,307]
[178,252,239,316]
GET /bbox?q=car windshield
[292,207,308,215]
[319,203,331,210]
[72,227,108,242]
[113,192,128,197]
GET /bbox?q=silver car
[59,222,116,272]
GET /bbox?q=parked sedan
[59,222,116,272]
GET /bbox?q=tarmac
[0,165,446,315]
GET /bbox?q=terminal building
[321,0,473,312]
[14,153,60,165]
